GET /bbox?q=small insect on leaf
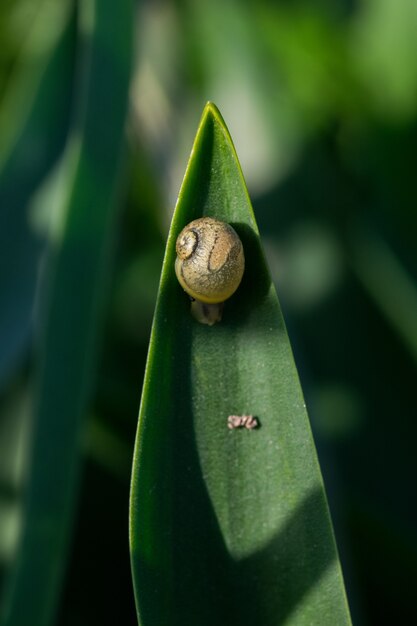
[227,415,259,430]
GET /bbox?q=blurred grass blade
[129,103,352,625]
[0,0,75,389]
[0,0,73,172]
[350,225,417,366]
[1,0,133,624]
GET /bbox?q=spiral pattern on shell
[175,217,245,304]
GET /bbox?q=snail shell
[175,217,244,305]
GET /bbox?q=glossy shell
[175,217,245,304]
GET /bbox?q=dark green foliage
[129,103,351,625]
[0,1,417,624]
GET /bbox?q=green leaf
[0,0,75,387]
[129,103,352,625]
[0,0,133,624]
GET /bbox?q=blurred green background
[1,0,417,624]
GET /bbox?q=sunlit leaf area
[1,1,417,625]
[129,103,352,626]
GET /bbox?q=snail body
[175,217,244,324]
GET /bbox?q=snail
[175,217,245,325]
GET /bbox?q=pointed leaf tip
[130,103,352,626]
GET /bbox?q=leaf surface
[130,102,351,626]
